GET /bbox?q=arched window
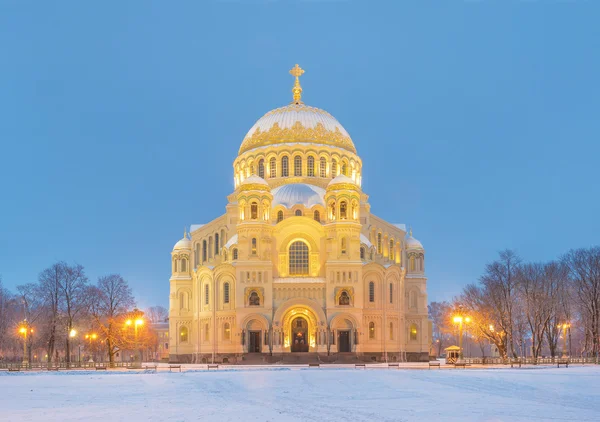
[313,210,320,222]
[339,291,350,306]
[232,248,238,260]
[251,238,257,255]
[409,256,415,272]
[340,201,347,219]
[208,236,213,259]
[249,291,260,306]
[369,322,375,339]
[294,155,302,176]
[389,322,394,340]
[330,203,336,220]
[269,157,276,178]
[179,292,185,310]
[360,247,365,260]
[341,163,347,176]
[215,234,219,255]
[369,281,375,303]
[220,229,225,248]
[389,283,393,304]
[410,323,418,341]
[331,160,337,178]
[258,159,264,178]
[224,322,231,341]
[295,209,302,217]
[180,326,188,343]
[204,284,209,306]
[181,258,187,272]
[224,282,230,304]
[307,156,314,176]
[289,241,309,276]
[281,156,289,177]
[173,259,178,273]
[251,203,258,220]
[377,233,382,254]
[202,240,207,262]
[341,238,347,255]
[390,239,394,260]
[320,157,326,177]
[277,210,284,223]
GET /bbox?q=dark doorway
[338,330,351,352]
[291,317,309,352]
[249,331,261,353]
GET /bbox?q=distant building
[169,65,430,363]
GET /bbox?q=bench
[428,361,441,369]
[169,365,182,372]
[207,364,219,370]
[510,359,522,368]
[355,363,366,369]
[454,362,466,369]
[388,363,399,368]
[95,366,107,371]
[8,368,20,372]
[47,367,59,371]
[557,359,569,368]
[308,363,320,368]
[144,365,158,371]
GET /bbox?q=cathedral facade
[169,65,430,363]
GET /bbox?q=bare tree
[35,263,65,365]
[145,305,168,324]
[57,263,89,366]
[428,301,453,356]
[89,274,135,365]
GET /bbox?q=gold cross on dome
[289,64,305,104]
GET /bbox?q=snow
[224,234,238,249]
[1,365,599,421]
[360,233,373,248]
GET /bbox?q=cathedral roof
[173,231,191,250]
[406,229,424,250]
[272,183,326,208]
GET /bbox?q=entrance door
[338,330,351,352]
[249,331,261,353]
[291,317,309,352]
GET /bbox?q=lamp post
[18,320,33,366]
[126,318,144,362]
[85,333,98,362]
[69,329,77,367]
[559,323,570,358]
[452,307,471,361]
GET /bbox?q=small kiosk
[445,346,461,364]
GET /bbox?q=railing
[460,356,598,365]
[0,361,143,370]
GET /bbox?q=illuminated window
[339,291,350,306]
[313,210,320,222]
[249,291,260,306]
[307,156,314,176]
[289,241,309,276]
[269,158,276,178]
[369,281,375,303]
[390,239,394,260]
[277,210,284,223]
[409,256,415,271]
[341,238,347,254]
[340,201,347,219]
[341,163,347,176]
[281,156,289,177]
[204,284,209,305]
[224,282,230,304]
[331,160,337,178]
[180,326,188,343]
[377,233,382,254]
[330,203,336,220]
[232,248,238,260]
[251,238,257,255]
[369,322,375,339]
[295,209,302,217]
[224,323,231,341]
[320,157,326,177]
[251,203,258,220]
[258,159,264,178]
[410,323,418,341]
[294,155,302,176]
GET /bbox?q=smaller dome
[239,174,270,191]
[173,235,191,250]
[406,234,423,250]
[272,183,325,208]
[327,174,358,190]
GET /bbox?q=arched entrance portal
[291,317,309,352]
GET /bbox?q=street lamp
[85,333,98,362]
[453,308,471,361]
[559,323,570,358]
[18,321,33,366]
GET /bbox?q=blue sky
[1,1,599,310]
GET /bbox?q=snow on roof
[224,234,238,249]
[272,183,326,208]
[190,224,205,233]
[393,223,406,231]
[360,233,373,248]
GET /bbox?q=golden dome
[238,64,356,155]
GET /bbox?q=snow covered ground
[1,365,599,422]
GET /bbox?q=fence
[461,356,598,365]
[0,361,142,370]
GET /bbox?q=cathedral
[169,65,430,363]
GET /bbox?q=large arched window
[307,156,314,177]
[313,210,320,222]
[251,238,257,255]
[377,233,382,254]
[340,201,347,219]
[249,291,260,306]
[339,291,350,306]
[232,248,238,260]
[224,322,231,341]
[281,156,289,177]
[204,284,209,306]
[269,157,276,178]
[180,326,188,343]
[294,155,302,176]
[289,241,309,276]
[410,323,418,341]
[369,281,375,303]
[277,210,284,223]
[202,240,207,262]
[258,159,265,178]
[294,209,302,217]
[331,160,337,178]
[224,282,230,304]
[320,157,326,177]
[369,322,375,339]
[251,203,258,220]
